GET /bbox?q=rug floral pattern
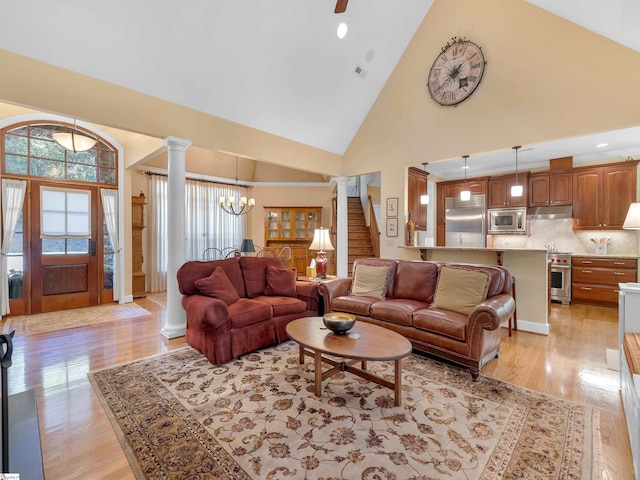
[89,344,601,479]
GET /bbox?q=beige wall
[344,0,640,258]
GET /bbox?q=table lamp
[240,238,255,255]
[309,227,334,278]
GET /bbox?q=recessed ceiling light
[337,22,348,39]
[596,143,608,148]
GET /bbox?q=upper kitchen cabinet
[488,173,528,208]
[572,161,639,230]
[408,166,429,231]
[528,171,573,207]
[444,178,487,198]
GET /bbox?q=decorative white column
[161,136,192,339]
[336,177,349,278]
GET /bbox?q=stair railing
[367,195,380,258]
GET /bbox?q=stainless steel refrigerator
[445,194,486,248]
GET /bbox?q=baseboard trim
[121,295,134,304]
[501,319,549,335]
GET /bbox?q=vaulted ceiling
[0,0,639,179]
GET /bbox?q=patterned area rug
[89,344,602,480]
[2,302,151,336]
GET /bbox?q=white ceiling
[0,0,639,176]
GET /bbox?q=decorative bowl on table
[323,312,356,334]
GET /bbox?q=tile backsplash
[491,218,639,256]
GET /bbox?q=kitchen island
[400,246,549,334]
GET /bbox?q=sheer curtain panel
[148,174,168,292]
[1,179,27,315]
[100,188,121,301]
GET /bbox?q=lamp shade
[240,238,255,253]
[623,203,640,229]
[52,130,97,152]
[309,227,334,252]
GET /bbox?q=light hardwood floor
[4,299,632,479]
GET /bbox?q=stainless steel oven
[549,252,571,304]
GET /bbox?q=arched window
[2,121,117,185]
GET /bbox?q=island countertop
[400,246,548,253]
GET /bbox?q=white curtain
[100,188,120,301]
[147,174,245,292]
[185,179,244,261]
[148,174,168,292]
[1,179,27,316]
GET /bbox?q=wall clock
[427,37,486,106]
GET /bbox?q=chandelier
[219,157,255,216]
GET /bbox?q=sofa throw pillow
[431,265,491,315]
[264,265,297,297]
[350,264,391,300]
[194,267,240,306]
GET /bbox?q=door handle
[90,240,97,256]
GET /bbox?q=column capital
[163,136,192,151]
[335,176,349,186]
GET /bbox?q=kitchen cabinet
[572,256,637,304]
[264,206,324,273]
[444,179,487,198]
[528,171,572,207]
[573,162,638,230]
[408,166,429,231]
[436,184,446,246]
[488,173,528,208]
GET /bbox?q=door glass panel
[7,212,23,299]
[41,188,91,238]
[42,238,89,255]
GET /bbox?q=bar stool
[508,277,517,336]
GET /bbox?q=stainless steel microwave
[488,207,527,234]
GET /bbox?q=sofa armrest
[182,294,231,330]
[318,278,353,311]
[295,281,320,312]
[468,294,516,331]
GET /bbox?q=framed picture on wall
[386,197,398,217]
[386,218,398,237]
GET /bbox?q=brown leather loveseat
[318,258,515,378]
[177,256,320,365]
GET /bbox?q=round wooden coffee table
[286,317,413,406]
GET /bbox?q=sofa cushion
[370,299,429,327]
[413,307,468,341]
[177,258,246,297]
[194,267,240,306]
[431,265,491,315]
[332,295,378,316]
[228,298,273,329]
[240,256,284,297]
[264,265,297,297]
[254,295,307,317]
[350,264,392,300]
[392,261,438,302]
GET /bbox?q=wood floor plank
[1,298,633,479]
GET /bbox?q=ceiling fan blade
[335,0,348,13]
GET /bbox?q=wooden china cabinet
[264,207,328,274]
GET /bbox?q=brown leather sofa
[318,258,515,379]
[177,256,319,365]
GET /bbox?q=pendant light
[460,155,471,201]
[420,162,429,205]
[511,145,523,197]
[219,157,256,216]
[52,119,98,153]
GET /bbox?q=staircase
[347,197,376,275]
